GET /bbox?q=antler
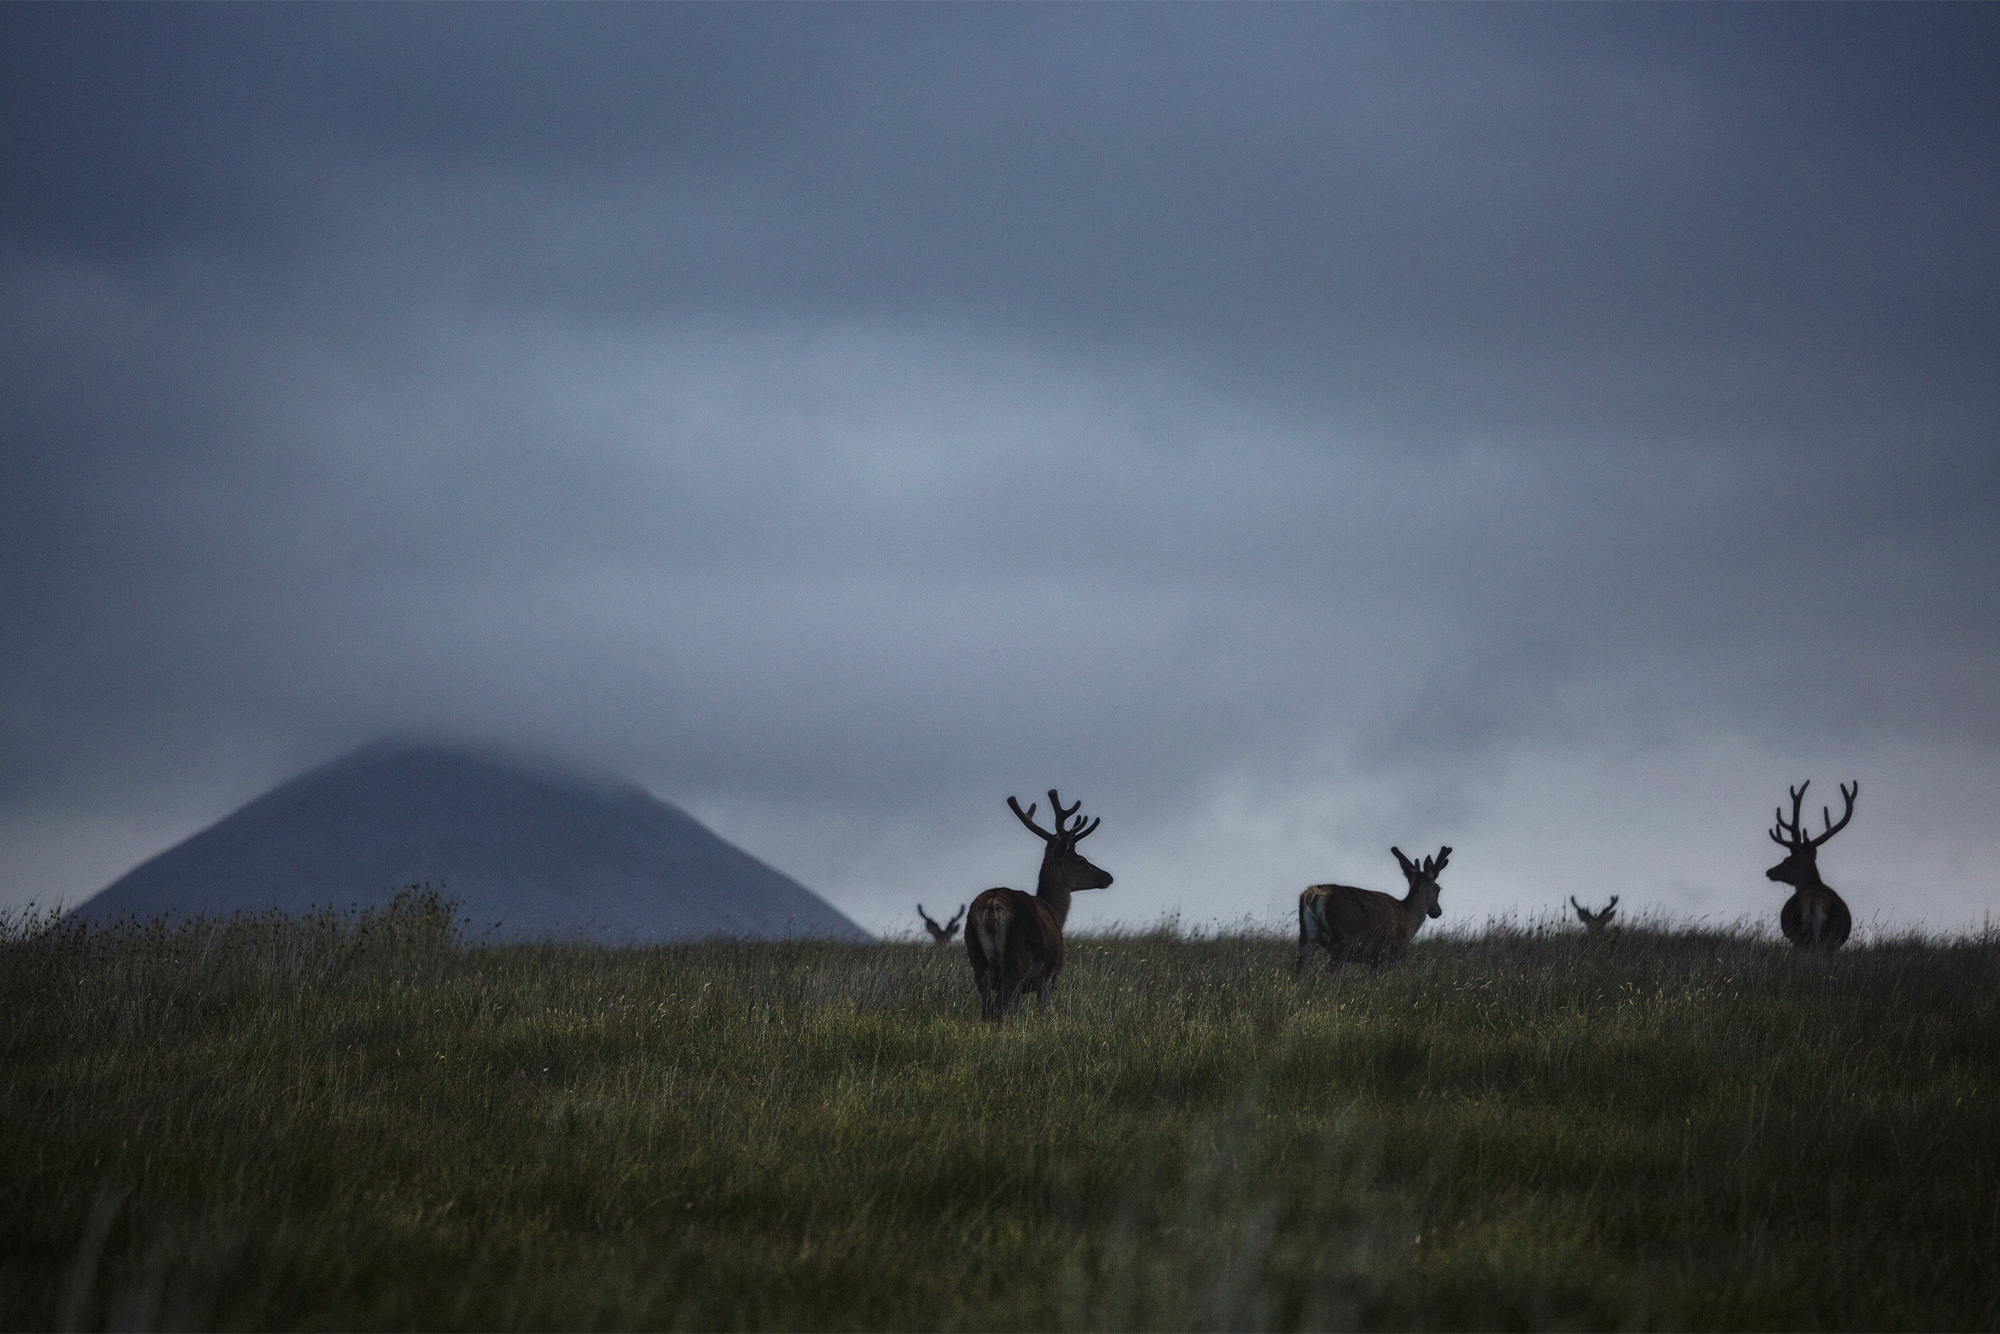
[1811,781,1858,847]
[945,904,965,931]
[1394,846,1451,878]
[1045,789,1101,843]
[1770,782,1810,848]
[1572,895,1617,927]
[1770,780,1858,849]
[917,903,942,930]
[1008,795,1053,841]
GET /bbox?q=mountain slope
[74,742,869,942]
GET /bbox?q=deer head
[1391,845,1451,919]
[1009,789,1115,898]
[1766,780,1857,891]
[917,902,965,944]
[1571,895,1618,933]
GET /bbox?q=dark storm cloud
[14,5,1996,356]
[1,5,822,255]
[3,4,1997,927]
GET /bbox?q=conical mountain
[74,742,869,942]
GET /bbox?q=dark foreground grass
[4,894,1999,1331]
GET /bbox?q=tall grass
[4,894,1998,1330]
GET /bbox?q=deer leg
[991,970,1023,1021]
[998,966,1025,1020]
[975,958,1006,1022]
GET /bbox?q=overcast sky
[4,4,1997,938]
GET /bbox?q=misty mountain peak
[75,741,869,943]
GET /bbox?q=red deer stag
[917,902,965,945]
[965,789,1113,1020]
[1571,895,1618,934]
[1766,779,1856,952]
[1297,846,1451,974]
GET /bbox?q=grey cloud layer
[2,6,1996,924]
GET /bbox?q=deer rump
[966,887,1066,1013]
[1780,886,1852,951]
[1298,883,1419,964]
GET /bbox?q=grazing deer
[1297,846,1451,974]
[965,789,1113,1021]
[1571,895,1618,934]
[1766,779,1856,952]
[917,902,965,945]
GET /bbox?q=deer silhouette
[1766,779,1856,952]
[1297,846,1451,973]
[917,902,965,945]
[965,790,1113,1020]
[1571,895,1618,934]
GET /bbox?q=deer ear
[1391,846,1415,874]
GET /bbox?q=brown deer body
[1766,780,1856,952]
[1297,846,1451,973]
[965,790,1113,1020]
[1571,895,1618,934]
[917,903,965,945]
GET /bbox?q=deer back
[1300,882,1422,959]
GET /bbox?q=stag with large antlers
[965,789,1113,1020]
[1571,896,1618,935]
[917,903,965,945]
[1297,846,1451,973]
[1766,779,1857,952]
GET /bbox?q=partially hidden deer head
[1571,895,1618,934]
[917,902,965,945]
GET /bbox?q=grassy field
[4,892,1999,1331]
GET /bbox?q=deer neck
[1782,850,1827,891]
[1035,853,1076,928]
[1399,881,1432,932]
